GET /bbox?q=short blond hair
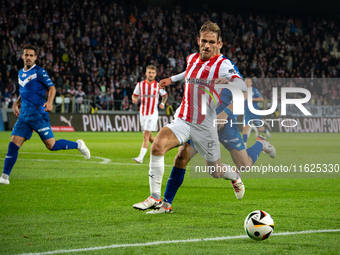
[199,21,221,40]
[146,65,157,72]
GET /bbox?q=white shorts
[140,113,158,131]
[166,118,221,162]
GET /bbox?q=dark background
[142,0,340,17]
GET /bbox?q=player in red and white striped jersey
[133,21,248,211]
[132,65,168,164]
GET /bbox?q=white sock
[149,155,164,200]
[244,142,247,149]
[139,148,148,159]
[221,164,238,181]
[1,173,9,180]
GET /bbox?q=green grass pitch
[0,131,339,255]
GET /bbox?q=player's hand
[215,78,229,84]
[159,103,165,109]
[13,104,20,117]
[159,78,172,89]
[216,111,228,130]
[43,102,53,112]
[132,96,138,104]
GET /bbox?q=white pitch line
[0,151,111,164]
[0,151,177,167]
[0,158,173,167]
[15,229,340,255]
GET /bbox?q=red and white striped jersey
[178,53,241,125]
[133,80,167,116]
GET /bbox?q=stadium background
[1,0,340,122]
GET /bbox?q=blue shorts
[218,123,245,151]
[244,114,262,127]
[188,122,245,152]
[11,114,54,141]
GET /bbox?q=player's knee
[150,142,164,156]
[143,131,151,139]
[174,153,189,168]
[46,142,55,150]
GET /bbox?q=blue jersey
[221,56,242,79]
[245,87,262,117]
[216,56,242,121]
[18,65,54,117]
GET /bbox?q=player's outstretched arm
[159,77,172,89]
[13,96,21,117]
[159,71,186,89]
[44,86,56,112]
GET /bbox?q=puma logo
[60,116,73,126]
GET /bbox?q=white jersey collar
[23,64,36,72]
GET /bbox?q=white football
[244,210,274,241]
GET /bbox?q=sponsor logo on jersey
[229,69,236,74]
[185,77,223,106]
[22,73,27,77]
[142,95,158,98]
[185,77,213,87]
[38,127,50,132]
[228,137,240,142]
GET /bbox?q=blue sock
[3,142,20,176]
[164,167,186,205]
[243,134,248,143]
[246,141,263,164]
[51,139,78,151]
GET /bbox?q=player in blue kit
[242,78,271,148]
[0,44,90,185]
